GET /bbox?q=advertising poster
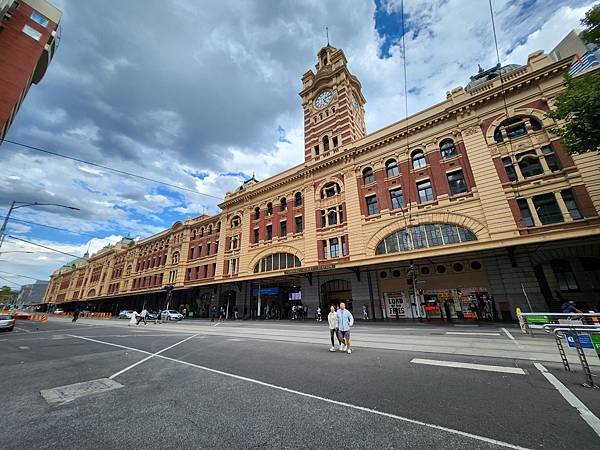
[384,292,409,318]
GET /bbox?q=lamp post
[0,201,80,251]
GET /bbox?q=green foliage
[547,71,600,154]
[580,4,600,45]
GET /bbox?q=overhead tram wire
[0,215,102,239]
[0,275,22,287]
[1,139,224,201]
[400,0,413,231]
[7,235,86,259]
[0,270,39,280]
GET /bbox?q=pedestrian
[219,306,225,322]
[234,307,239,321]
[303,305,308,320]
[362,305,369,321]
[138,307,148,325]
[155,309,162,324]
[336,302,354,354]
[327,305,342,352]
[72,309,80,323]
[128,311,138,326]
[316,306,322,322]
[210,305,216,322]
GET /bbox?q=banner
[384,292,408,318]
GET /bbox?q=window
[321,182,340,198]
[362,167,374,185]
[323,136,330,152]
[327,208,338,226]
[447,170,467,195]
[332,136,338,148]
[294,192,302,207]
[517,199,535,227]
[330,238,339,258]
[532,193,563,225]
[494,116,543,143]
[517,151,544,178]
[267,202,273,216]
[22,24,42,40]
[254,207,260,220]
[322,240,328,259]
[231,237,238,250]
[375,223,477,254]
[266,224,272,240]
[207,242,211,254]
[541,145,561,172]
[280,198,287,211]
[314,145,320,156]
[208,225,213,234]
[172,252,180,264]
[341,236,348,256]
[389,188,404,210]
[411,150,426,169]
[417,180,435,203]
[30,11,49,27]
[253,228,259,244]
[366,195,379,215]
[385,159,399,177]
[561,189,583,220]
[502,156,518,182]
[440,139,457,159]
[295,216,303,233]
[280,220,287,236]
[254,253,301,273]
[231,216,240,228]
[551,260,579,292]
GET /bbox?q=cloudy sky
[0,0,596,288]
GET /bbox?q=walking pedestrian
[234,307,239,321]
[316,306,322,322]
[362,305,369,321]
[72,309,80,323]
[303,305,308,320]
[336,302,354,354]
[155,309,162,324]
[210,305,216,322]
[138,307,148,325]
[128,311,138,326]
[327,305,342,352]
[219,306,225,322]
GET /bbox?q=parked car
[161,310,183,321]
[147,311,159,320]
[0,314,15,332]
[53,308,65,315]
[118,310,134,319]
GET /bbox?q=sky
[0,0,597,289]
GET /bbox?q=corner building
[43,45,600,320]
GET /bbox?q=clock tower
[299,45,366,162]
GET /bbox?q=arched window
[254,207,260,220]
[172,252,180,264]
[385,159,399,177]
[191,229,196,240]
[216,221,221,232]
[294,192,303,207]
[327,209,338,226]
[362,167,374,185]
[322,135,330,152]
[439,139,457,159]
[516,151,544,178]
[126,265,132,276]
[321,182,341,199]
[493,116,544,143]
[411,150,426,169]
[200,227,204,237]
[253,252,301,273]
[375,223,477,254]
[208,224,213,235]
[267,202,273,216]
[231,216,241,228]
[232,237,238,250]
[280,197,287,211]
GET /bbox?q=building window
[447,170,467,195]
[231,216,240,227]
[327,208,338,226]
[253,228,259,244]
[330,238,339,258]
[254,253,301,273]
[322,240,328,259]
[266,224,272,240]
[494,116,543,143]
[440,139,457,159]
[417,179,435,203]
[532,193,563,225]
[389,187,404,209]
[22,24,42,40]
[333,136,338,148]
[411,150,426,169]
[341,236,348,256]
[561,189,583,220]
[366,195,379,215]
[172,252,180,264]
[517,199,535,227]
[294,192,302,207]
[280,220,287,236]
[314,145,320,156]
[295,216,303,233]
[517,151,544,178]
[200,227,204,237]
[551,260,579,292]
[323,136,330,152]
[254,207,260,220]
[385,159,399,177]
[207,243,211,254]
[30,11,49,27]
[267,202,273,216]
[321,182,341,198]
[541,145,561,172]
[280,197,287,211]
[502,156,518,182]
[375,223,477,254]
[362,167,374,185]
[231,237,238,250]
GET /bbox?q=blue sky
[0,0,596,287]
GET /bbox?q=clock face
[352,94,359,109]
[315,89,333,109]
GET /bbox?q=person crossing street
[336,302,354,354]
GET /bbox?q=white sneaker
[329,346,335,352]
[347,348,352,354]
[340,345,346,352]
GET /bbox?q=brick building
[0,0,61,141]
[43,43,600,320]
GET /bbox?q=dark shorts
[339,330,350,339]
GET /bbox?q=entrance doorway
[321,279,353,311]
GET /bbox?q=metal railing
[518,312,600,335]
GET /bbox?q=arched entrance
[220,290,237,319]
[321,279,353,311]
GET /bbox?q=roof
[465,63,522,91]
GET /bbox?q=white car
[118,310,134,319]
[0,314,15,332]
[161,310,183,321]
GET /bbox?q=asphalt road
[1,319,599,449]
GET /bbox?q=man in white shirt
[336,302,354,354]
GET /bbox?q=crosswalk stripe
[411,358,526,374]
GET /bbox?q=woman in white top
[128,311,138,326]
[327,305,341,352]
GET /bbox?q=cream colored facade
[43,45,600,319]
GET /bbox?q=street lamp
[0,201,80,251]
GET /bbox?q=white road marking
[534,363,600,437]
[227,338,242,342]
[41,378,123,405]
[445,331,501,336]
[501,328,524,349]
[70,335,527,449]
[18,346,29,350]
[14,326,31,333]
[67,335,154,355]
[411,358,526,375]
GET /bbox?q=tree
[580,4,600,46]
[547,71,600,154]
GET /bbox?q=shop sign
[252,287,279,296]
[284,264,336,274]
[384,292,407,318]
[526,315,550,324]
[564,332,594,349]
[591,334,600,355]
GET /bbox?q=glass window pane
[288,254,295,268]
[425,224,443,246]
[441,224,459,244]
[518,156,544,178]
[561,189,583,220]
[390,188,404,209]
[399,230,412,251]
[417,180,434,202]
[280,253,287,269]
[31,11,49,27]
[447,170,467,195]
[376,241,386,254]
[532,193,563,225]
[294,256,301,267]
[266,255,272,271]
[273,253,280,270]
[22,24,42,40]
[385,234,399,253]
[411,225,427,249]
[458,227,477,242]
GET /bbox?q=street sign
[526,315,550,324]
[591,334,600,355]
[564,332,594,349]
